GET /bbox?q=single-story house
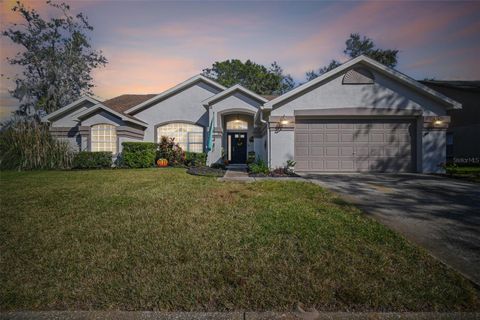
[419,80,480,163]
[42,55,461,173]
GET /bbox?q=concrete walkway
[302,173,480,286]
[219,166,254,182]
[2,311,479,320]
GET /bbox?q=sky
[1,0,480,120]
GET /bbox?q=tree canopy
[2,0,107,118]
[306,33,399,80]
[203,59,294,95]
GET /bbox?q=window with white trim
[226,119,248,130]
[91,124,117,153]
[157,122,203,153]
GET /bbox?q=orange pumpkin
[157,158,168,167]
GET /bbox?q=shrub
[157,136,184,165]
[185,151,207,167]
[248,159,270,175]
[121,142,157,168]
[0,119,74,170]
[72,151,112,169]
[210,163,226,170]
[247,151,256,164]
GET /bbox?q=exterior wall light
[281,120,289,125]
[434,120,443,125]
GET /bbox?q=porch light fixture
[280,115,289,125]
[434,120,443,125]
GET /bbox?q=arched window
[91,124,117,153]
[226,119,248,130]
[157,122,203,153]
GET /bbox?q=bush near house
[121,142,157,168]
[0,120,74,170]
[157,136,184,166]
[248,159,270,175]
[72,151,112,169]
[185,152,207,167]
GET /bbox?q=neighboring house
[42,55,461,173]
[420,80,480,162]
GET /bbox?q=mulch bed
[187,166,226,177]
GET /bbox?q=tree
[2,0,107,118]
[306,33,398,81]
[344,33,398,67]
[305,60,341,81]
[203,59,294,95]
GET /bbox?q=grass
[0,168,479,311]
[445,166,480,183]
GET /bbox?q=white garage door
[295,119,415,172]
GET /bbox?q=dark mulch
[249,170,300,178]
[187,166,226,177]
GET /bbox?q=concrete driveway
[301,173,480,285]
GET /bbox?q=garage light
[434,120,443,125]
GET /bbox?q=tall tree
[2,0,107,118]
[305,60,341,81]
[203,59,294,95]
[344,33,398,67]
[306,33,399,81]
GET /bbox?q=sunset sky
[1,0,479,120]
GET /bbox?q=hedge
[72,151,112,169]
[185,152,207,167]
[121,142,157,168]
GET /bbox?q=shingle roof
[102,94,157,114]
[420,80,480,92]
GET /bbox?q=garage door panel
[325,160,340,170]
[325,147,339,156]
[295,118,414,172]
[341,160,355,170]
[295,160,309,170]
[310,133,323,142]
[340,147,354,156]
[356,133,369,142]
[370,133,384,142]
[341,133,354,142]
[369,146,384,156]
[309,160,324,170]
[296,147,309,157]
[310,146,324,156]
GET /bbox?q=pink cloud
[92,50,200,99]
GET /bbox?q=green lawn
[0,168,478,311]
[445,166,480,183]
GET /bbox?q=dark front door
[228,132,247,164]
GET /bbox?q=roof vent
[342,67,374,84]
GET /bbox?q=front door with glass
[227,132,247,164]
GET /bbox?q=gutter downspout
[257,107,270,168]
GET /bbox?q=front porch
[203,85,269,166]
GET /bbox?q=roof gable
[41,95,100,122]
[125,74,226,114]
[75,103,147,127]
[264,55,461,110]
[202,84,268,107]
